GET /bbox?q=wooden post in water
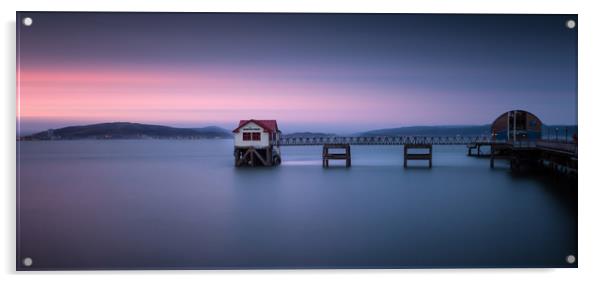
[234,147,271,167]
[234,148,240,167]
[322,146,328,167]
[266,146,272,166]
[403,144,432,168]
[403,146,408,167]
[346,144,351,167]
[322,143,351,168]
[490,144,495,168]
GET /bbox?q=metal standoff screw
[22,17,33,26]
[566,254,576,264]
[566,19,576,29]
[22,257,33,267]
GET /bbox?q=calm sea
[17,140,577,269]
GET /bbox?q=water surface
[17,140,577,269]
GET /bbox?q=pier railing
[276,136,577,155]
[536,140,578,156]
[276,135,495,146]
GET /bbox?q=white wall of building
[234,122,271,148]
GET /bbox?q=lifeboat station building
[232,119,282,166]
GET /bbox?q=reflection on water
[282,160,323,166]
[17,140,577,269]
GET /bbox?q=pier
[278,135,491,146]
[322,144,351,167]
[467,142,491,157]
[232,110,577,176]
[404,144,432,168]
[490,140,577,175]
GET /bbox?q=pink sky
[17,63,573,134]
[16,13,577,134]
[18,65,471,132]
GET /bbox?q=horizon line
[17,120,579,136]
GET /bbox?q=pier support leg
[403,146,408,168]
[322,144,351,168]
[322,146,328,167]
[234,149,240,167]
[234,147,277,167]
[490,145,495,168]
[428,145,432,168]
[266,146,272,166]
[403,144,432,168]
[429,155,432,168]
[345,144,351,167]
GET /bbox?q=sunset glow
[17,13,577,133]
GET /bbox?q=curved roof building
[492,110,542,142]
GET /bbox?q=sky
[17,13,577,134]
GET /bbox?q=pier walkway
[274,135,577,173]
[276,135,494,146]
[233,113,576,173]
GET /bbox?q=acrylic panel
[16,12,578,270]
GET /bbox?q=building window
[243,133,251,141]
[252,132,261,141]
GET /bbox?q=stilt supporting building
[235,146,278,167]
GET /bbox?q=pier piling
[322,144,351,168]
[404,144,433,168]
[234,146,274,167]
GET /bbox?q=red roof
[233,119,279,133]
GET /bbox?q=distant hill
[22,122,233,140]
[359,125,491,137]
[358,124,577,137]
[283,132,338,138]
[20,122,577,140]
[189,126,234,139]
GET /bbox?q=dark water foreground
[17,140,577,270]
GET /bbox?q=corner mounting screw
[566,19,576,29]
[566,254,576,264]
[22,257,33,267]
[22,17,33,26]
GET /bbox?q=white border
[2,1,601,282]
